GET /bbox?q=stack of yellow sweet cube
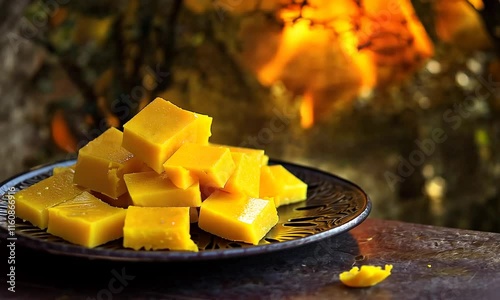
[14,97,308,251]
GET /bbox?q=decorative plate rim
[0,159,371,262]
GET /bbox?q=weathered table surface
[1,218,499,299]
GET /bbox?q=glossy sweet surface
[221,152,260,197]
[124,171,201,207]
[123,206,198,251]
[73,127,141,198]
[260,165,307,207]
[15,170,86,229]
[47,191,126,248]
[198,191,278,245]
[163,143,235,189]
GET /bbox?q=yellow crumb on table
[339,265,393,288]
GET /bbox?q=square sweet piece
[122,98,212,173]
[123,206,198,251]
[73,127,142,199]
[198,191,278,245]
[47,191,126,248]
[221,152,260,198]
[163,143,235,189]
[260,165,307,207]
[124,172,201,207]
[15,170,86,229]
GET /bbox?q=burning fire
[257,20,311,86]
[255,0,434,127]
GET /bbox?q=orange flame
[257,20,311,86]
[254,0,434,128]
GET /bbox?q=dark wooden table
[1,218,499,299]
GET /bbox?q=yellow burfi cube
[124,172,201,207]
[260,165,307,207]
[163,143,235,189]
[15,170,86,229]
[47,191,126,248]
[198,191,278,245]
[122,98,212,173]
[123,206,198,251]
[339,265,393,287]
[259,166,283,197]
[221,152,260,197]
[73,128,142,199]
[211,143,268,166]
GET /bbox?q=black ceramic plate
[0,159,371,262]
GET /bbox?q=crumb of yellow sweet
[427,264,432,268]
[339,265,393,288]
